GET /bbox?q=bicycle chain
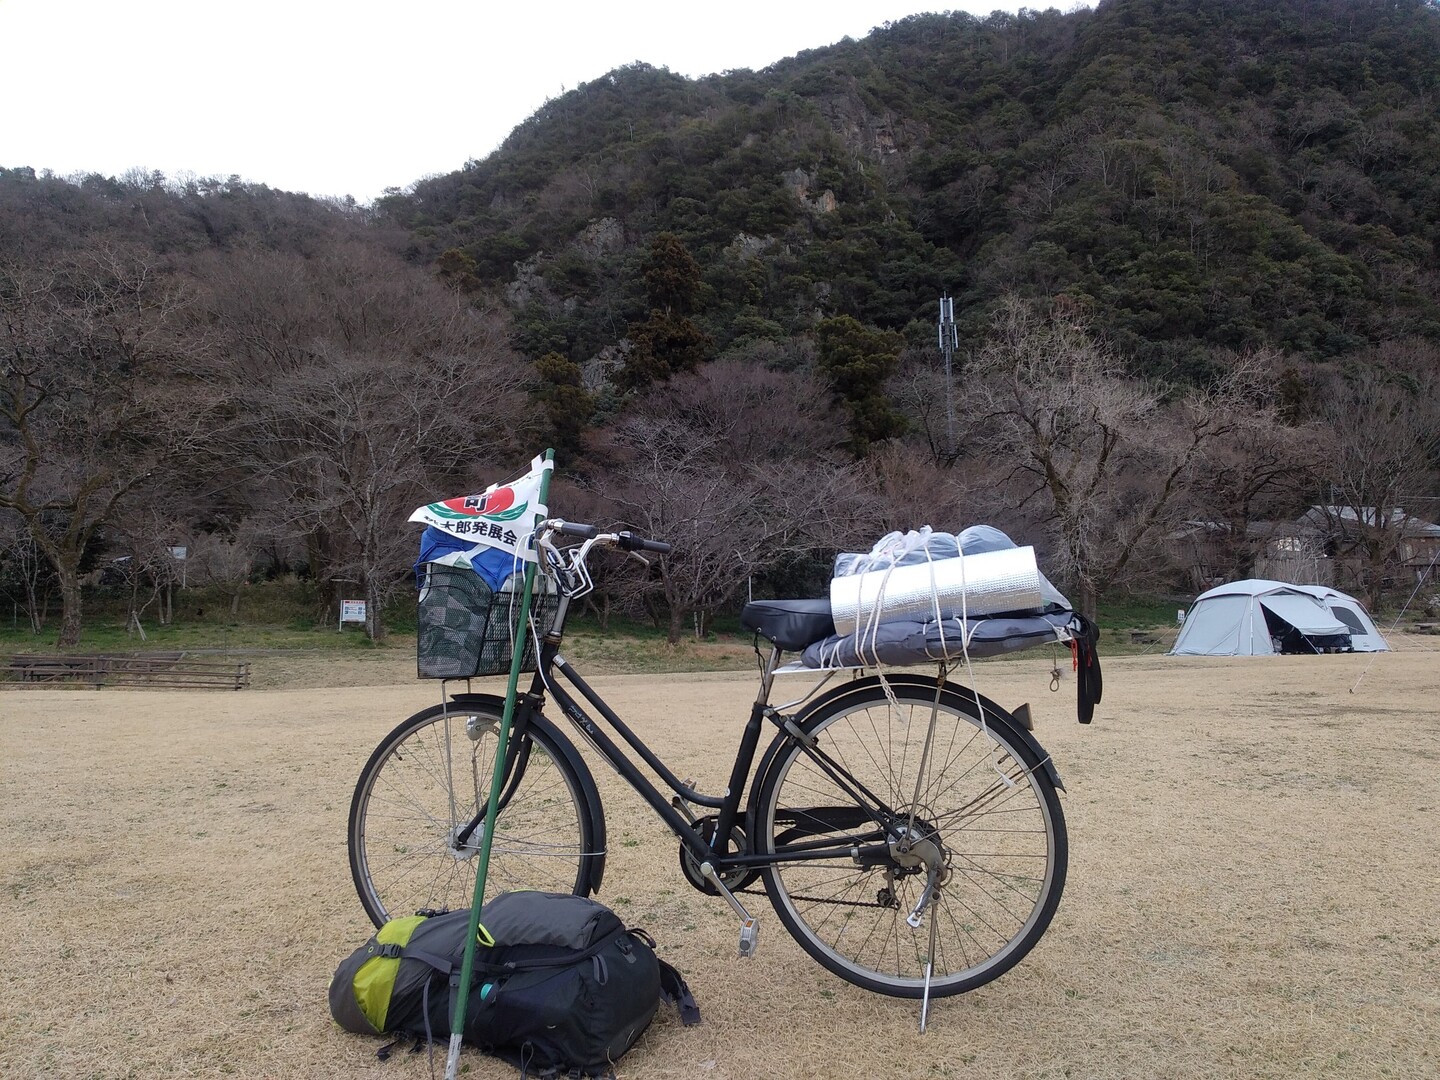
[734,885,891,910]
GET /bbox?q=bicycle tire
[348,697,605,927]
[753,676,1066,998]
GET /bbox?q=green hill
[379,0,1440,381]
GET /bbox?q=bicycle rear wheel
[348,699,604,927]
[754,676,1066,998]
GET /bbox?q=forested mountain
[380,0,1440,384]
[3,0,1439,646]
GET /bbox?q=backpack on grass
[329,891,699,1077]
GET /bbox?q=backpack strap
[399,945,456,975]
[657,958,701,1026]
[392,940,464,1065]
[1070,614,1103,725]
[626,929,700,1026]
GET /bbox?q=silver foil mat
[830,546,1045,637]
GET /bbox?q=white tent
[1290,584,1389,652]
[1171,579,1389,655]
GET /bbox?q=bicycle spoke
[350,706,597,925]
[759,681,1065,998]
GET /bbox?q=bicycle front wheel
[754,677,1066,998]
[349,699,603,927]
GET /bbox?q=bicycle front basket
[416,563,557,679]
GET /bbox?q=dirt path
[2,645,1437,1078]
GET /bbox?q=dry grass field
[3,641,1438,1079]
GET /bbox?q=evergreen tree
[619,233,711,389]
[533,352,594,460]
[815,316,907,456]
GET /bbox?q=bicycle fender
[446,692,610,894]
[749,674,1064,806]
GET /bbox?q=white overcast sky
[2,0,1068,203]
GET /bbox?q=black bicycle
[348,520,1068,999]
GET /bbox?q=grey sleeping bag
[801,526,1078,669]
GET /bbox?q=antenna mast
[937,295,958,458]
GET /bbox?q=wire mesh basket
[416,563,557,679]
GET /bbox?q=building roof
[1301,505,1440,537]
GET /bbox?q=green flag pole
[444,449,554,1080]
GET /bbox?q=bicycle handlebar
[550,520,600,540]
[538,519,670,600]
[544,520,672,555]
[617,531,672,555]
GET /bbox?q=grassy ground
[5,588,1431,692]
[2,645,1437,1079]
[0,590,1194,667]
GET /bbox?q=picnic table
[2,653,250,690]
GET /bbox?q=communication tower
[937,295,958,457]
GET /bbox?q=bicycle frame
[354,517,1072,1004]
[528,587,780,872]
[459,583,895,883]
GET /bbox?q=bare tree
[1181,368,1327,586]
[0,244,216,645]
[1319,342,1440,606]
[853,441,978,534]
[585,360,858,643]
[961,296,1277,616]
[189,528,261,617]
[889,357,963,468]
[107,550,176,638]
[0,508,54,633]
[228,346,529,639]
[106,505,189,633]
[205,243,535,639]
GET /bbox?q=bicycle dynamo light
[829,547,1046,637]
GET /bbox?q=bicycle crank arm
[699,861,760,957]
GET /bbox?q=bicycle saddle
[740,598,836,652]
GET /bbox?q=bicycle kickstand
[699,861,760,957]
[910,867,942,1035]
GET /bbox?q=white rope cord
[941,539,1014,788]
[863,558,902,716]
[845,530,1013,791]
[500,526,536,663]
[840,531,922,710]
[1351,545,1439,693]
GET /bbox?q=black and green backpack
[329,891,699,1077]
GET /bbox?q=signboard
[340,600,367,626]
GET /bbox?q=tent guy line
[1351,545,1440,694]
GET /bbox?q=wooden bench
[1128,630,1162,645]
[2,654,250,690]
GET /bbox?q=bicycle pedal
[737,918,760,958]
[699,860,760,958]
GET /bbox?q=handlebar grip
[617,531,671,555]
[552,520,599,539]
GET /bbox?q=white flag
[409,455,551,563]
